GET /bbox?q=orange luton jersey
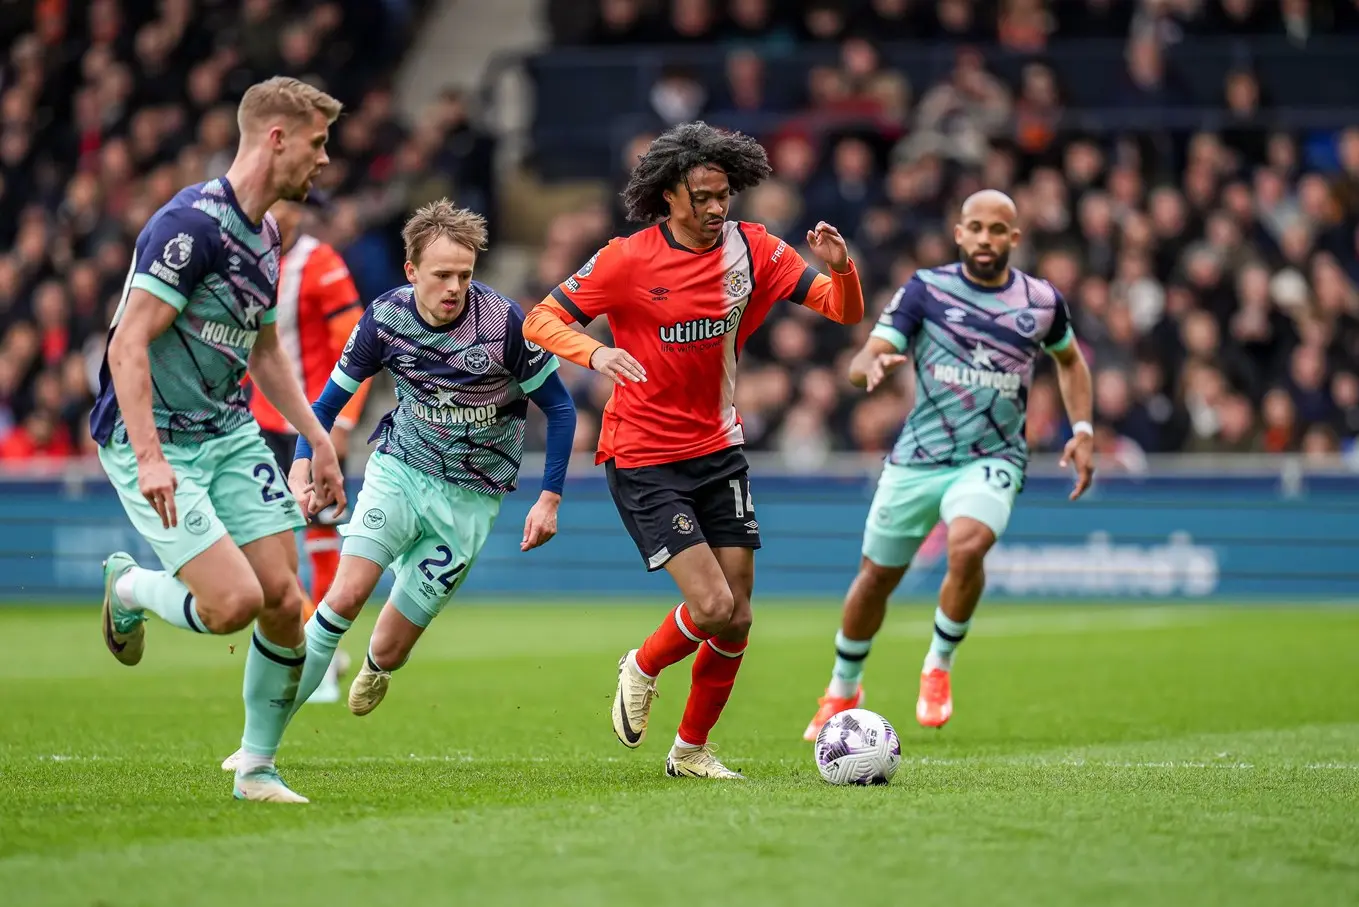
[525,220,864,468]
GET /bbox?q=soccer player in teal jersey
[89,77,349,803]
[230,198,578,728]
[802,190,1096,740]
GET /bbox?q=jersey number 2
[729,479,754,518]
[254,463,285,503]
[418,544,466,593]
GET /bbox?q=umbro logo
[396,354,418,366]
[650,287,669,301]
[945,308,967,323]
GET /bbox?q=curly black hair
[621,122,773,224]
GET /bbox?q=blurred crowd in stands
[3,0,1359,472]
[530,0,1359,470]
[0,0,495,464]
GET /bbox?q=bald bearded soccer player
[802,190,1096,739]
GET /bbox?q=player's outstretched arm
[848,336,909,392]
[1049,341,1095,500]
[250,323,347,517]
[521,370,577,551]
[108,289,184,528]
[800,221,865,325]
[523,299,646,385]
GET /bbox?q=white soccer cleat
[348,660,391,716]
[307,658,342,704]
[665,743,745,779]
[612,649,657,748]
[233,766,309,803]
[221,748,243,772]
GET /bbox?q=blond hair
[402,199,489,264]
[237,76,343,134]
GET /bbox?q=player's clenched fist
[590,346,647,386]
[138,456,179,529]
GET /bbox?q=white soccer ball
[814,708,902,786]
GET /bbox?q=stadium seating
[2,0,1358,469]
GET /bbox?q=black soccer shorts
[605,446,762,572]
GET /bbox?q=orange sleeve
[751,227,861,322]
[523,297,605,369]
[799,260,865,325]
[312,244,369,429]
[546,239,629,325]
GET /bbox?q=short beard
[964,248,1009,281]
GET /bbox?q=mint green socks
[240,629,306,758]
[828,630,872,698]
[288,602,352,721]
[118,566,208,633]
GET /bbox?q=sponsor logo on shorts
[184,510,209,535]
[875,508,891,525]
[672,513,695,535]
[744,519,760,534]
[363,508,387,530]
[421,582,437,598]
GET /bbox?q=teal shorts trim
[861,458,1022,569]
[340,452,502,628]
[98,422,306,575]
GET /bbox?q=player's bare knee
[860,559,904,599]
[947,531,992,576]
[322,574,366,621]
[261,577,305,625]
[199,583,264,634]
[690,586,736,634]
[368,632,411,670]
[723,609,753,641]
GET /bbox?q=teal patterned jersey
[871,264,1075,472]
[331,282,561,495]
[91,179,282,446]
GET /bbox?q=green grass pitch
[2,600,1357,907]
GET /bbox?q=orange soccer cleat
[916,668,953,728]
[802,686,864,741]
